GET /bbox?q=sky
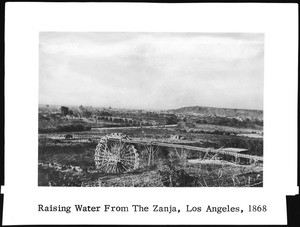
[39,32,264,110]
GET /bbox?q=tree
[99,111,112,117]
[79,105,85,112]
[165,114,178,125]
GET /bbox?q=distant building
[61,106,69,116]
[65,134,73,139]
[170,134,185,140]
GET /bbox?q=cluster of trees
[57,124,91,132]
[183,129,236,136]
[196,116,263,128]
[98,116,135,124]
[97,111,112,117]
[165,114,179,125]
[77,105,92,118]
[97,113,178,126]
[137,112,160,118]
[39,124,91,133]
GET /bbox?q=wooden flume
[94,133,263,173]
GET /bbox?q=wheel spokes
[94,134,139,173]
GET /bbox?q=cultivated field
[38,106,263,187]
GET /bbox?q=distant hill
[168,106,263,119]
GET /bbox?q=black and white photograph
[38,32,264,187]
[4,3,298,225]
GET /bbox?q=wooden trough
[94,133,263,173]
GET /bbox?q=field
[38,113,263,187]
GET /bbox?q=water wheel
[94,134,139,173]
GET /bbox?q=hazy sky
[39,32,264,110]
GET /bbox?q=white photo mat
[3,3,298,225]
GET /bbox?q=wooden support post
[147,145,158,166]
[147,147,152,166]
[148,154,151,166]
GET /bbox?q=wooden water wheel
[94,134,139,173]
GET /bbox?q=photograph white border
[4,3,298,225]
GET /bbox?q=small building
[61,106,69,116]
[65,134,73,139]
[170,134,185,140]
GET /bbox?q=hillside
[168,106,263,119]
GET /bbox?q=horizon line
[38,103,263,112]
